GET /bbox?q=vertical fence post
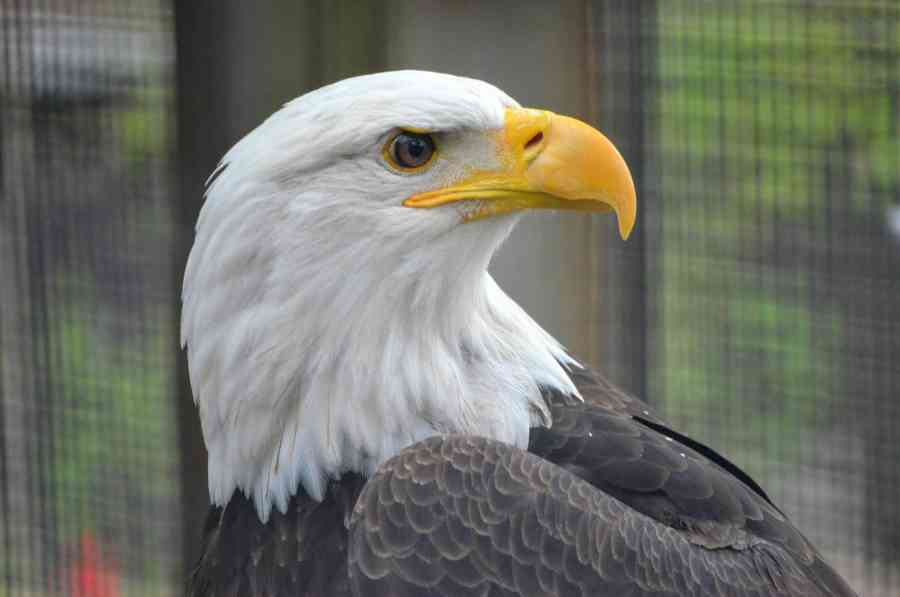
[593,1,657,402]
[173,1,226,577]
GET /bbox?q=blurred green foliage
[654,1,897,470]
[659,255,844,474]
[658,1,898,215]
[52,282,177,588]
[118,87,172,164]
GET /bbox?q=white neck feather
[183,205,578,521]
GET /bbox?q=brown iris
[385,132,436,171]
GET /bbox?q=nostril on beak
[524,132,544,152]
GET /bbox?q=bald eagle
[181,71,855,596]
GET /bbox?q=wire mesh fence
[0,1,179,595]
[0,1,897,596]
[597,2,900,595]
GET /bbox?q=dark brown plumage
[188,366,856,597]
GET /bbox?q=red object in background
[70,532,121,597]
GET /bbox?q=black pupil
[407,138,425,157]
[395,133,433,167]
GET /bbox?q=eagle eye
[385,131,436,172]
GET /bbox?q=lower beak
[403,108,637,240]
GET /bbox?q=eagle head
[181,70,635,519]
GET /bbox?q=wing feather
[349,434,849,596]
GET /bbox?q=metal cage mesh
[0,1,179,595]
[597,2,899,595]
[0,2,897,596]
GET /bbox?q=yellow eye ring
[383,131,437,173]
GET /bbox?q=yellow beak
[403,108,637,240]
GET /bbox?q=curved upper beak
[403,108,637,240]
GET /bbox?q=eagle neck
[187,213,579,521]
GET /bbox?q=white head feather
[181,71,579,520]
